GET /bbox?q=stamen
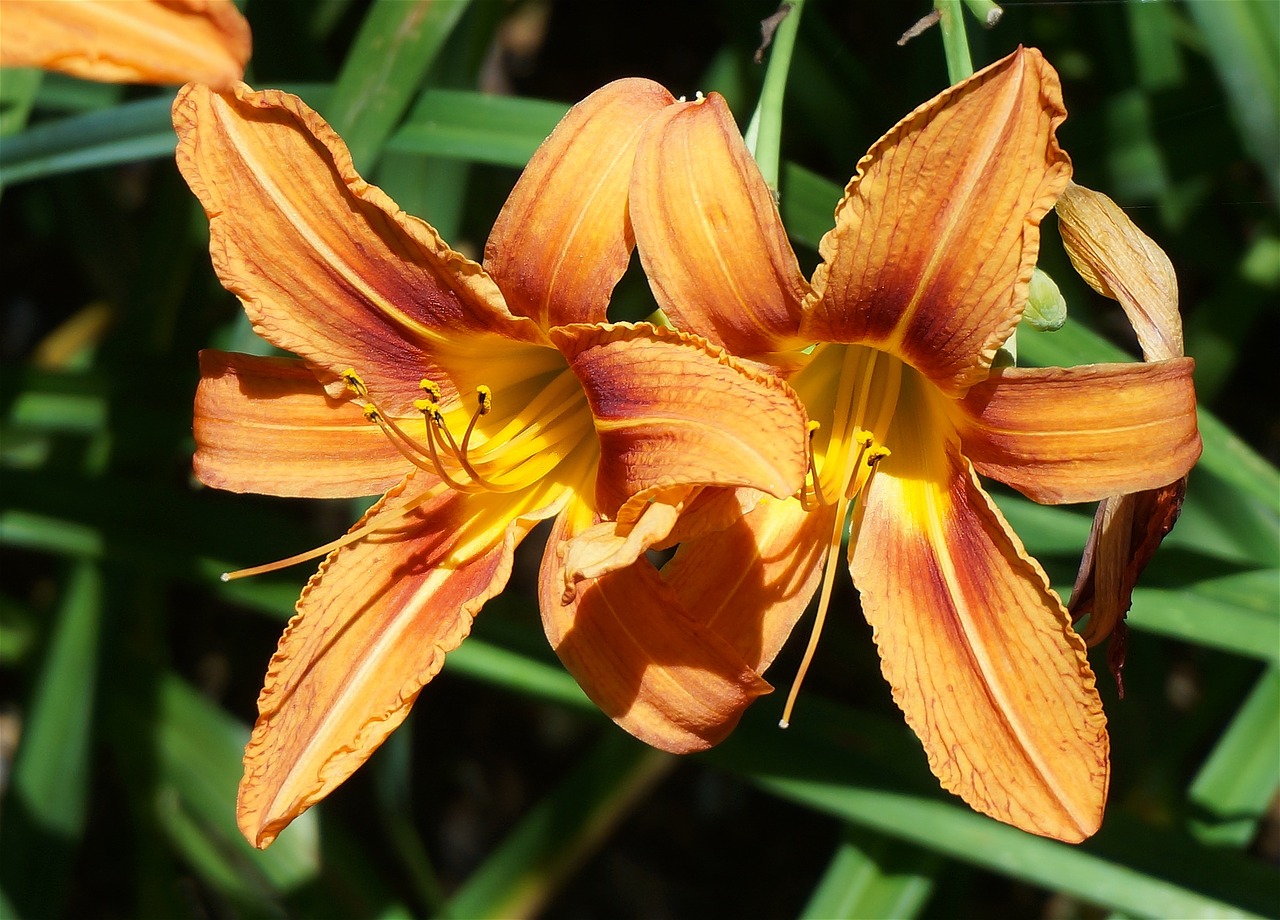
[779,494,849,728]
[800,421,830,511]
[220,483,442,581]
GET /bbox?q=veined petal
[539,496,772,753]
[852,370,1108,842]
[550,322,808,517]
[665,495,830,674]
[954,359,1201,503]
[0,0,250,88]
[806,48,1070,395]
[485,78,675,329]
[194,350,408,498]
[172,82,545,411]
[630,92,810,360]
[238,473,569,848]
[1056,183,1182,361]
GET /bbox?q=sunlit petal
[1057,183,1182,361]
[954,359,1201,503]
[551,322,808,517]
[851,370,1108,842]
[194,351,408,498]
[238,474,568,848]
[172,82,544,411]
[539,497,772,753]
[806,47,1070,395]
[1,0,250,88]
[486,78,675,328]
[630,92,810,361]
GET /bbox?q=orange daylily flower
[1,0,250,88]
[174,79,809,848]
[1058,181,1192,692]
[624,48,1200,841]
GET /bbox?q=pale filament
[220,368,581,582]
[780,347,902,729]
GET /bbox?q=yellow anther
[476,385,492,416]
[807,420,821,436]
[420,379,443,401]
[362,403,380,422]
[867,445,891,466]
[342,369,368,397]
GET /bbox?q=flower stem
[935,0,974,83]
[745,0,806,193]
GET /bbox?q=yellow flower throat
[781,344,903,727]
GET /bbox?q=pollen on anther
[420,379,443,401]
[476,385,492,415]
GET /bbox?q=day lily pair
[174,79,811,848]
[623,48,1200,842]
[1,0,250,88]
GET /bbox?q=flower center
[781,344,903,728]
[220,363,591,583]
[343,366,587,495]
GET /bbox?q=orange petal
[630,92,810,360]
[194,350,408,498]
[539,496,772,753]
[485,78,675,328]
[1056,183,1182,361]
[238,474,568,848]
[806,47,1071,395]
[954,359,1201,503]
[851,371,1108,842]
[0,0,250,88]
[550,322,808,516]
[172,82,544,411]
[557,485,691,601]
[665,494,831,674]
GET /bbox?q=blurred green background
[1,0,1277,917]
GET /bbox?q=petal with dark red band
[851,371,1108,842]
[806,48,1070,396]
[172,83,543,412]
[550,322,808,517]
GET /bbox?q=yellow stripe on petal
[1,0,250,88]
[852,371,1109,842]
[172,82,543,410]
[806,47,1070,395]
[630,92,810,360]
[238,473,569,848]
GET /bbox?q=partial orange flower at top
[173,79,809,848]
[1,0,250,88]
[623,48,1201,842]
